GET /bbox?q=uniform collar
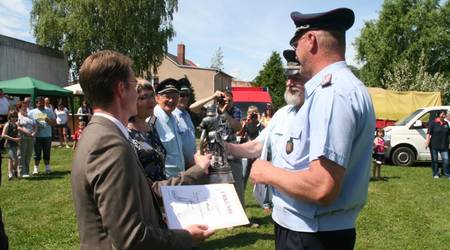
[154,105,172,123]
[287,104,301,113]
[305,61,347,97]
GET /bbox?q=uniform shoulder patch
[321,74,332,87]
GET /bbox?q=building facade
[153,44,233,101]
[0,34,68,86]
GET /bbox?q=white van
[384,106,450,166]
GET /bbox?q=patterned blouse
[128,118,167,181]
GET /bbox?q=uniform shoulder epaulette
[321,74,332,87]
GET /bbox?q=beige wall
[155,58,232,101]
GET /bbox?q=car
[384,106,450,166]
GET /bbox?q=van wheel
[392,147,415,166]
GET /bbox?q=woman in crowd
[426,110,450,178]
[260,103,274,127]
[54,102,70,148]
[17,101,36,178]
[127,79,167,181]
[76,100,92,123]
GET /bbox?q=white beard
[284,89,304,107]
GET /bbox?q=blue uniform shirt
[259,61,375,232]
[28,107,55,138]
[173,107,196,165]
[154,105,185,178]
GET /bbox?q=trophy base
[208,172,235,184]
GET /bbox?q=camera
[250,113,258,120]
[217,95,226,105]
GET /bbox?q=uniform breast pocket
[159,131,175,145]
[177,120,188,134]
[281,131,309,170]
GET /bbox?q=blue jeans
[431,149,449,177]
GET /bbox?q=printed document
[161,184,249,229]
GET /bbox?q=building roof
[0,34,64,58]
[166,53,198,67]
[165,53,234,79]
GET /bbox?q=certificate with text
[161,184,249,230]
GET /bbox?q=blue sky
[0,0,383,81]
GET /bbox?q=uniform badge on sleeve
[321,74,332,87]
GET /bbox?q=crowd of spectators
[0,92,92,180]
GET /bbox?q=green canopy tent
[0,76,75,132]
[0,77,73,102]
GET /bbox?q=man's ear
[308,32,319,54]
[114,81,126,99]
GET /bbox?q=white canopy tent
[64,83,83,95]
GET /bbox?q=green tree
[382,51,450,103]
[253,51,286,109]
[355,0,449,88]
[210,47,224,71]
[31,0,178,77]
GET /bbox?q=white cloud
[0,0,34,42]
[0,0,28,16]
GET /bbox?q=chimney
[177,43,185,65]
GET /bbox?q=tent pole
[70,96,75,140]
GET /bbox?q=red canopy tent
[231,87,272,103]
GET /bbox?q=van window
[409,109,447,130]
[396,109,423,126]
[418,112,431,129]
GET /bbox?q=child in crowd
[2,110,20,180]
[373,128,386,180]
[72,120,86,149]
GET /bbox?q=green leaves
[253,51,286,109]
[31,0,178,76]
[355,0,449,102]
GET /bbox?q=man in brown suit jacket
[72,50,214,249]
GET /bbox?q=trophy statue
[199,103,235,184]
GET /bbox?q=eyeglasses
[291,32,309,50]
[138,93,155,101]
[160,92,179,99]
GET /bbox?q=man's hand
[214,90,225,99]
[185,224,215,245]
[218,98,230,114]
[249,159,273,185]
[194,151,212,174]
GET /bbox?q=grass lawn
[1,148,450,249]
